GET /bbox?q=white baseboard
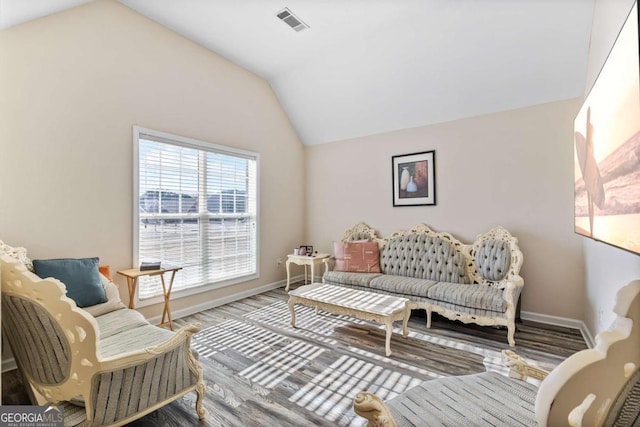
[521,310,595,348]
[145,275,301,325]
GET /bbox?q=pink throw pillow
[333,239,368,271]
[334,241,380,273]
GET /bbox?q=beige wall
[582,0,640,335]
[305,98,585,320]
[0,0,304,319]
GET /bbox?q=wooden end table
[288,283,410,356]
[117,266,182,331]
[285,253,330,291]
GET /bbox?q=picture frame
[392,150,436,206]
[298,245,313,256]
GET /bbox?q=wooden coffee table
[288,283,410,356]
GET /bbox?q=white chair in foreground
[353,280,640,426]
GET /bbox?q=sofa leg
[426,306,432,329]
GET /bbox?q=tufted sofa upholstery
[323,223,524,346]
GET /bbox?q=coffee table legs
[385,322,394,356]
[288,296,409,357]
[288,297,297,328]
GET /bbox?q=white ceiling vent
[276,8,309,32]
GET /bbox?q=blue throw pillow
[33,257,107,308]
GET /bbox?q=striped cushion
[323,271,382,287]
[95,308,175,358]
[387,372,537,426]
[95,308,149,339]
[427,282,507,312]
[369,275,438,298]
[99,324,175,359]
[2,296,71,385]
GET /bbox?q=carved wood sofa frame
[323,223,524,346]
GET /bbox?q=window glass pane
[136,131,258,300]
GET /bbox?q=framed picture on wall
[392,150,436,206]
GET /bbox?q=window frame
[132,126,260,308]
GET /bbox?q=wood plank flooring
[2,284,587,426]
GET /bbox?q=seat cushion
[369,275,437,298]
[95,308,175,358]
[323,270,382,287]
[387,372,537,427]
[99,324,175,359]
[427,282,507,312]
[95,308,149,339]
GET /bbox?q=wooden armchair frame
[1,252,206,426]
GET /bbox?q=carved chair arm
[85,323,204,425]
[322,256,335,272]
[353,391,398,427]
[502,349,549,381]
[500,275,524,304]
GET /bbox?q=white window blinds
[134,127,258,301]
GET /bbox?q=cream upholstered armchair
[0,242,205,426]
[354,280,640,426]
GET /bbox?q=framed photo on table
[392,150,436,206]
[298,245,313,256]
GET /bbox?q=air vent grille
[276,7,309,32]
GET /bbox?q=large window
[133,127,259,303]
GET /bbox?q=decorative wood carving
[502,349,549,381]
[353,391,398,427]
[537,280,640,427]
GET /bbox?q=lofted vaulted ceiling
[0,0,595,145]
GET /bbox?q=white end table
[285,253,330,291]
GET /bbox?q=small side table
[285,253,330,291]
[117,266,182,331]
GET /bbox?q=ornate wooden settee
[0,241,206,426]
[323,223,523,346]
[353,280,640,426]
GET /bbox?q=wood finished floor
[2,284,587,426]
